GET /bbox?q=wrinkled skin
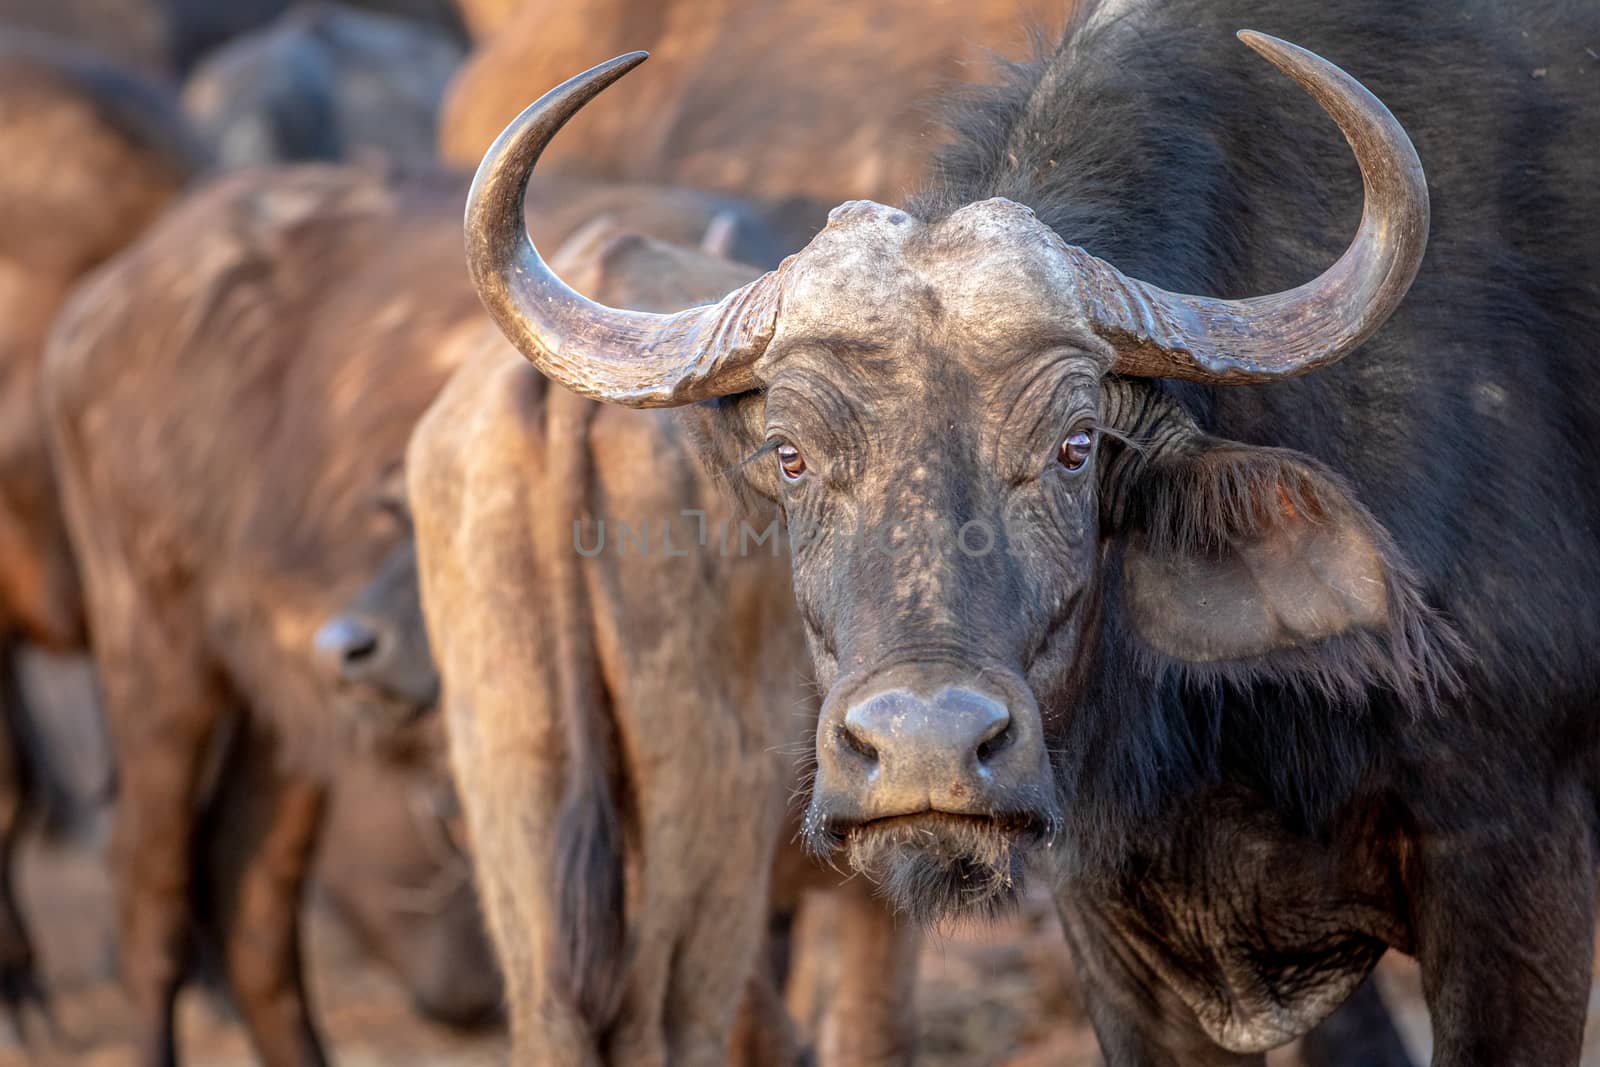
[410,225,917,1066]
[694,143,1583,1066]
[470,0,1600,1063]
[182,3,464,169]
[0,38,193,1027]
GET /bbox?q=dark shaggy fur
[905,0,1600,875]
[660,0,1599,1057]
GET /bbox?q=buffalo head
[313,470,439,735]
[463,37,1434,919]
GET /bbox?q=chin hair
[842,813,1040,924]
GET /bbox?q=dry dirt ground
[8,833,1600,1067]
[3,656,1599,1066]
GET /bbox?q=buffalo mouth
[816,810,1054,923]
[329,682,437,745]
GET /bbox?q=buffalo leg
[100,645,226,1067]
[656,865,774,1067]
[0,646,45,1035]
[444,690,601,1065]
[203,725,326,1067]
[1414,786,1595,1067]
[815,878,917,1067]
[729,937,798,1067]
[1298,974,1413,1067]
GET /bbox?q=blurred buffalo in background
[182,3,464,168]
[42,163,487,1064]
[0,36,195,1027]
[453,0,518,40]
[0,5,518,1060]
[0,0,461,78]
[438,0,1057,205]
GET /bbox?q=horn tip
[1235,29,1289,56]
[589,50,650,84]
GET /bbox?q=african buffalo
[314,538,439,742]
[182,3,464,168]
[463,0,1600,1062]
[408,211,1409,1067]
[43,157,801,1064]
[409,221,923,1065]
[0,36,194,1020]
[0,35,507,1046]
[44,163,485,1066]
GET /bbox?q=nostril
[938,687,1012,766]
[342,632,381,666]
[975,720,1013,763]
[314,616,383,678]
[838,722,879,765]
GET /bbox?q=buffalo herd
[0,0,1593,1065]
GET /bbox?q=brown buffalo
[437,0,1058,204]
[0,36,194,1020]
[44,163,482,1066]
[452,0,522,40]
[409,219,917,1065]
[43,156,798,1064]
[0,35,502,1045]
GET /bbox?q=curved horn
[464,52,783,407]
[1076,31,1429,382]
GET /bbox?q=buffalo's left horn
[465,52,782,407]
[1077,31,1429,383]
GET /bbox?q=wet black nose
[842,687,1012,778]
[313,614,385,681]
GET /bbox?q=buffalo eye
[1058,428,1095,471]
[776,443,807,481]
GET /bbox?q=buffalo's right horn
[1076,31,1430,383]
[465,52,783,408]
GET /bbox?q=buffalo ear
[1116,439,1393,664]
